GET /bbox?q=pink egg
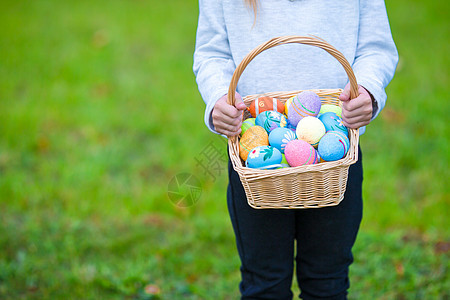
[284,139,318,167]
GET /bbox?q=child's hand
[212,92,247,136]
[339,83,374,129]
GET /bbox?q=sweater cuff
[204,90,228,135]
[360,85,378,120]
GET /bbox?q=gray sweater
[193,0,398,135]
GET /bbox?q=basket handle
[227,35,359,107]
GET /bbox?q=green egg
[318,104,342,118]
[279,153,290,168]
[240,118,256,136]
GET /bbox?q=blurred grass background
[0,0,448,299]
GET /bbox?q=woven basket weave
[227,36,359,209]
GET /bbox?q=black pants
[227,147,363,300]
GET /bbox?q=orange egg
[239,126,269,161]
[248,96,284,118]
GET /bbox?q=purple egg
[287,91,322,127]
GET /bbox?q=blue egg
[246,146,282,169]
[333,130,350,150]
[318,131,350,161]
[255,111,287,133]
[269,127,297,154]
[318,112,348,136]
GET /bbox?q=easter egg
[246,146,282,169]
[287,126,297,133]
[318,104,342,118]
[269,127,297,154]
[318,112,348,136]
[286,118,297,131]
[296,116,326,148]
[284,139,319,167]
[317,152,323,163]
[240,118,256,136]
[248,96,284,118]
[255,111,287,133]
[239,126,269,161]
[318,131,350,161]
[280,154,290,168]
[287,91,322,127]
[284,96,295,116]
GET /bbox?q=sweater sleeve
[352,0,399,120]
[193,0,236,134]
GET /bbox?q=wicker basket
[227,36,360,209]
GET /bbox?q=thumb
[234,92,246,111]
[339,83,351,101]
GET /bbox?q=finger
[234,93,247,111]
[341,94,372,114]
[342,112,370,124]
[342,108,372,121]
[342,110,371,128]
[338,83,351,101]
[342,111,371,128]
[218,128,241,137]
[213,114,242,130]
[225,92,246,110]
[216,102,244,119]
[342,102,363,119]
[213,109,243,128]
[215,122,242,137]
[342,119,369,129]
[342,113,371,127]
[215,93,245,118]
[229,128,242,137]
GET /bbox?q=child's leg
[227,159,296,299]
[295,147,363,300]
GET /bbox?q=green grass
[0,0,448,299]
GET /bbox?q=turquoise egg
[246,146,282,169]
[318,112,348,136]
[318,130,350,161]
[268,127,297,154]
[255,111,287,133]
